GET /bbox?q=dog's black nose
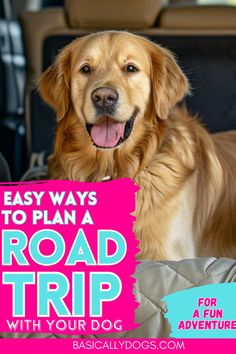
[91,87,118,108]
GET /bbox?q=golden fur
[39,31,236,260]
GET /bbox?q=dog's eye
[80,64,92,74]
[124,64,139,73]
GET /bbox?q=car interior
[1,0,236,341]
[1,0,236,181]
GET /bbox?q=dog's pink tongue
[91,117,125,148]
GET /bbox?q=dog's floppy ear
[148,42,189,120]
[39,44,71,121]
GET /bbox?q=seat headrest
[160,5,236,30]
[65,0,167,29]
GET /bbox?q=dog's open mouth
[86,109,138,148]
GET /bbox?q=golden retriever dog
[39,31,236,260]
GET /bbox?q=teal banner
[163,283,236,338]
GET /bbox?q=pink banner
[0,179,138,335]
[0,338,236,353]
